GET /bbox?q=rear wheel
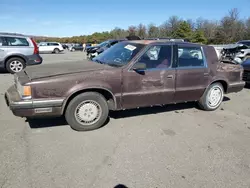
[54,48,60,54]
[65,92,109,131]
[6,57,25,74]
[198,83,224,111]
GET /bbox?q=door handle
[0,49,4,51]
[204,72,209,76]
[167,75,174,79]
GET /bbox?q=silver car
[0,33,43,73]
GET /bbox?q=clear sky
[0,0,249,37]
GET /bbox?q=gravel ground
[0,51,250,188]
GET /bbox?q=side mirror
[132,62,146,71]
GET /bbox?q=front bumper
[5,85,64,117]
[227,81,246,93]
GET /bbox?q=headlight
[15,77,32,99]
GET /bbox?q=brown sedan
[5,40,245,131]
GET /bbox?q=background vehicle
[236,40,250,61]
[84,43,92,52]
[69,44,84,52]
[241,58,250,84]
[5,40,244,131]
[62,44,69,50]
[87,39,124,59]
[38,42,64,54]
[0,33,42,73]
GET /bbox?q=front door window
[135,45,172,70]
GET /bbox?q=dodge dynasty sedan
[5,40,245,131]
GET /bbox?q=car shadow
[27,116,68,129]
[114,184,128,188]
[27,97,230,129]
[0,69,9,74]
[27,116,111,129]
[244,83,250,89]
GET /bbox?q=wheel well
[210,80,228,92]
[4,56,26,68]
[63,88,116,114]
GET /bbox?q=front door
[122,44,176,109]
[174,44,209,102]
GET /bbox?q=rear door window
[49,43,59,46]
[4,37,29,46]
[177,46,205,68]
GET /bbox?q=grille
[243,70,250,81]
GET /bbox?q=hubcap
[207,86,223,108]
[10,61,23,72]
[74,100,102,126]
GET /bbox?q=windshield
[98,41,109,47]
[240,41,250,47]
[93,42,145,67]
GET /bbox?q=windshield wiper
[106,63,123,67]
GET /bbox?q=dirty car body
[5,40,245,131]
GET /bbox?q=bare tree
[137,23,147,38]
[128,25,137,36]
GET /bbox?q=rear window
[4,37,29,46]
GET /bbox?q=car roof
[125,40,202,46]
[0,33,28,38]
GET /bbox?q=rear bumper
[5,85,64,117]
[26,54,43,66]
[227,81,245,93]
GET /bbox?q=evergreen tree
[192,29,207,44]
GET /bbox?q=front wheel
[198,83,224,111]
[65,92,109,131]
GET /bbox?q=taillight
[31,38,39,54]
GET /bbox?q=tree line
[35,8,250,45]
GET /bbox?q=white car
[38,42,64,54]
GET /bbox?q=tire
[198,82,224,111]
[6,57,26,74]
[65,92,109,131]
[54,48,60,54]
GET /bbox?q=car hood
[24,60,107,80]
[242,59,250,69]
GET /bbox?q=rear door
[174,44,209,102]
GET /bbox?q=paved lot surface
[1,51,250,188]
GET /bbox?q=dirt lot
[1,51,250,188]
